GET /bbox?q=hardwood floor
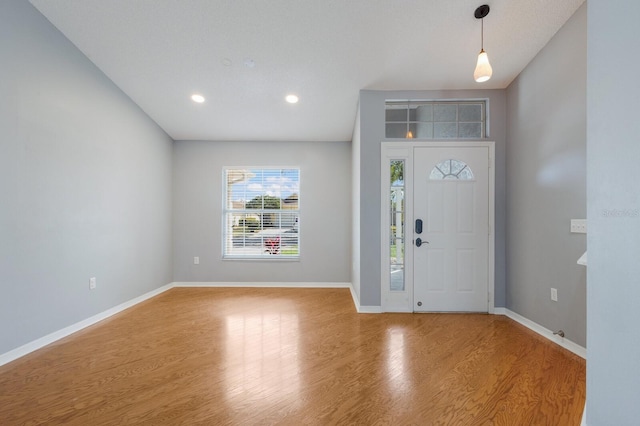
[0,288,585,425]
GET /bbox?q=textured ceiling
[30,0,585,142]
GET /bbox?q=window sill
[222,256,301,262]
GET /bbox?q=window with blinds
[385,100,487,139]
[223,168,300,259]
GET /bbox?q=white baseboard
[173,281,351,288]
[358,305,383,313]
[0,281,354,366]
[0,283,174,367]
[495,308,586,359]
[348,285,361,310]
[347,285,382,313]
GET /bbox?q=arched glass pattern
[429,159,474,180]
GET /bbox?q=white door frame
[380,141,495,313]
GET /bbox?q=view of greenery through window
[224,168,300,258]
[390,160,405,291]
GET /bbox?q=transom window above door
[385,100,486,139]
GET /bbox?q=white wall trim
[172,281,351,288]
[348,284,382,313]
[495,308,586,359]
[0,283,174,367]
[358,305,383,313]
[349,284,361,310]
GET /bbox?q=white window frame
[223,167,300,260]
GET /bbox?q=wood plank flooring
[0,288,585,425]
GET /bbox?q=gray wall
[172,140,351,283]
[0,0,173,355]
[505,5,587,347]
[358,89,507,307]
[587,1,640,424]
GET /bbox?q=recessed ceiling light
[285,94,299,104]
[191,94,205,103]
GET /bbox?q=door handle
[415,219,423,234]
[415,237,429,247]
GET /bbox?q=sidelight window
[390,160,405,291]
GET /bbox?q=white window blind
[223,168,300,259]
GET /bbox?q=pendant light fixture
[473,5,493,83]
[405,101,414,139]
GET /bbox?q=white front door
[413,146,489,312]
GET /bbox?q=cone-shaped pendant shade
[474,49,492,83]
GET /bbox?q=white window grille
[223,168,300,259]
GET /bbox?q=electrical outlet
[551,288,558,302]
[570,219,587,234]
[194,256,200,265]
[89,277,96,290]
